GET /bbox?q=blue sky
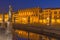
[0,0,60,13]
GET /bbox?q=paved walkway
[0,28,12,40]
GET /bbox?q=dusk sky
[0,0,60,13]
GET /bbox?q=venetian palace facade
[0,7,60,25]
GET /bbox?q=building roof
[18,7,42,11]
[44,8,60,10]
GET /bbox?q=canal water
[14,30,58,40]
[0,28,58,40]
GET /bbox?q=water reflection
[15,30,58,40]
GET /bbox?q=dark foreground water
[14,30,58,40]
[0,28,58,40]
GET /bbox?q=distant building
[0,7,60,25]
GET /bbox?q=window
[54,11,57,14]
[46,11,48,12]
[54,16,57,19]
[59,11,60,13]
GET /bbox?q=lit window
[43,19,47,23]
[51,19,55,24]
[39,20,42,23]
[47,17,49,20]
[0,18,2,20]
[57,19,60,23]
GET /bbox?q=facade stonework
[0,7,60,25]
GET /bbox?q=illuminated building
[42,8,60,25]
[17,7,41,24]
[0,7,60,25]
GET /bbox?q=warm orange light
[0,18,2,20]
[47,17,49,20]
[15,30,28,38]
[51,19,55,24]
[43,19,47,24]
[22,17,28,24]
[57,19,60,23]
[22,18,26,20]
[39,20,42,23]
